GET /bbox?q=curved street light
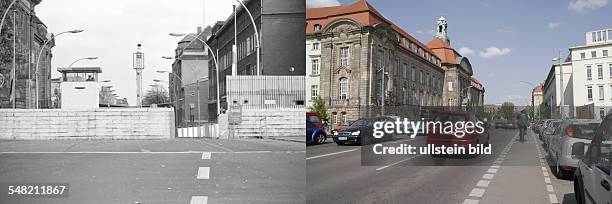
[33,29,84,109]
[0,0,18,37]
[234,0,260,75]
[67,57,98,69]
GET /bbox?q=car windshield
[350,119,373,127]
[308,116,320,123]
[433,114,466,123]
[569,123,599,139]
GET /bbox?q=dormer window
[314,24,322,31]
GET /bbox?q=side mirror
[572,142,586,159]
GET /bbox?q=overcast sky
[36,0,235,105]
[309,0,612,105]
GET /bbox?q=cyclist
[516,111,529,142]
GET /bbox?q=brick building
[0,0,53,109]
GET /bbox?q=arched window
[339,77,349,99]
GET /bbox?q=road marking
[541,167,547,171]
[542,171,549,177]
[201,152,211,160]
[306,148,358,160]
[462,199,479,204]
[469,188,486,197]
[544,176,551,184]
[476,180,490,187]
[482,174,495,180]
[546,184,554,192]
[491,165,500,169]
[486,168,498,173]
[190,196,208,204]
[0,150,305,154]
[201,140,234,152]
[548,194,558,203]
[197,167,210,179]
[376,155,423,171]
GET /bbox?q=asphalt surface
[306,128,575,204]
[0,139,305,204]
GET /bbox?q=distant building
[306,1,445,124]
[0,0,53,109]
[470,76,485,106]
[170,26,211,126]
[116,98,128,106]
[99,85,116,107]
[532,84,543,118]
[207,0,306,121]
[542,28,612,119]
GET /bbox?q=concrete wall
[61,82,99,109]
[0,108,175,140]
[220,108,304,138]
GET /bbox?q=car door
[580,116,612,204]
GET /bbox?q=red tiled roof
[306,0,440,67]
[426,38,458,64]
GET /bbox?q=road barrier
[177,123,220,138]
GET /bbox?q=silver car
[548,119,601,179]
[573,114,612,204]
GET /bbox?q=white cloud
[568,0,608,12]
[427,29,435,34]
[458,47,474,56]
[548,22,562,29]
[496,26,513,33]
[479,47,511,58]
[307,0,341,8]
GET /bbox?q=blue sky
[310,0,612,105]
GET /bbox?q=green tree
[500,102,516,120]
[308,96,328,120]
[539,103,551,119]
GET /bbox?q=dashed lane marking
[476,180,490,188]
[469,188,486,197]
[0,150,305,154]
[482,174,495,180]
[306,148,358,160]
[201,152,211,160]
[462,199,479,204]
[375,154,423,171]
[197,167,210,179]
[546,184,554,192]
[190,196,208,204]
[548,194,559,203]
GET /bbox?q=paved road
[0,139,305,204]
[306,129,575,204]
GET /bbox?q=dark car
[426,111,490,156]
[333,117,396,145]
[503,122,518,129]
[494,122,504,129]
[306,120,327,145]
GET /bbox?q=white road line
[190,196,208,204]
[486,168,498,173]
[548,194,559,203]
[546,184,554,192]
[0,150,305,154]
[462,199,479,204]
[197,167,210,179]
[482,173,495,180]
[476,180,490,187]
[469,188,486,197]
[376,155,423,171]
[201,152,211,160]
[541,167,547,171]
[491,165,500,169]
[542,171,549,177]
[306,148,358,160]
[544,177,551,184]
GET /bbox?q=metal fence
[226,76,305,110]
[176,123,220,138]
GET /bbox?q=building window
[610,64,612,78]
[604,50,609,57]
[592,51,597,58]
[599,85,605,101]
[311,85,319,100]
[587,65,592,80]
[314,24,322,31]
[598,65,604,79]
[588,86,593,101]
[339,77,348,99]
[600,108,606,119]
[412,67,417,81]
[312,43,320,50]
[581,52,586,59]
[311,59,320,75]
[339,47,350,67]
[592,32,597,42]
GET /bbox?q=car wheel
[574,171,586,204]
[316,134,326,144]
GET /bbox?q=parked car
[306,120,327,145]
[539,119,558,141]
[548,119,601,179]
[333,117,396,145]
[495,121,505,129]
[331,120,354,135]
[426,111,490,156]
[543,120,563,149]
[572,113,612,204]
[307,112,323,128]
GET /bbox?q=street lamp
[0,0,19,37]
[234,0,261,75]
[33,29,84,109]
[170,32,220,116]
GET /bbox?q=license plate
[338,137,347,141]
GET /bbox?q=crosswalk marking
[197,167,210,179]
[190,196,208,204]
[201,152,211,160]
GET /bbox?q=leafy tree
[499,102,516,120]
[308,96,328,120]
[539,103,551,119]
[143,86,169,106]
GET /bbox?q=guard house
[57,67,102,109]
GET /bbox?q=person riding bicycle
[516,111,529,141]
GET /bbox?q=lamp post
[33,29,84,109]
[0,0,18,37]
[552,50,563,119]
[169,33,220,116]
[234,0,260,75]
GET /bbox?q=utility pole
[133,44,144,107]
[11,10,16,109]
[558,50,564,119]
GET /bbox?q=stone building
[426,16,481,107]
[306,0,446,124]
[0,0,53,109]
